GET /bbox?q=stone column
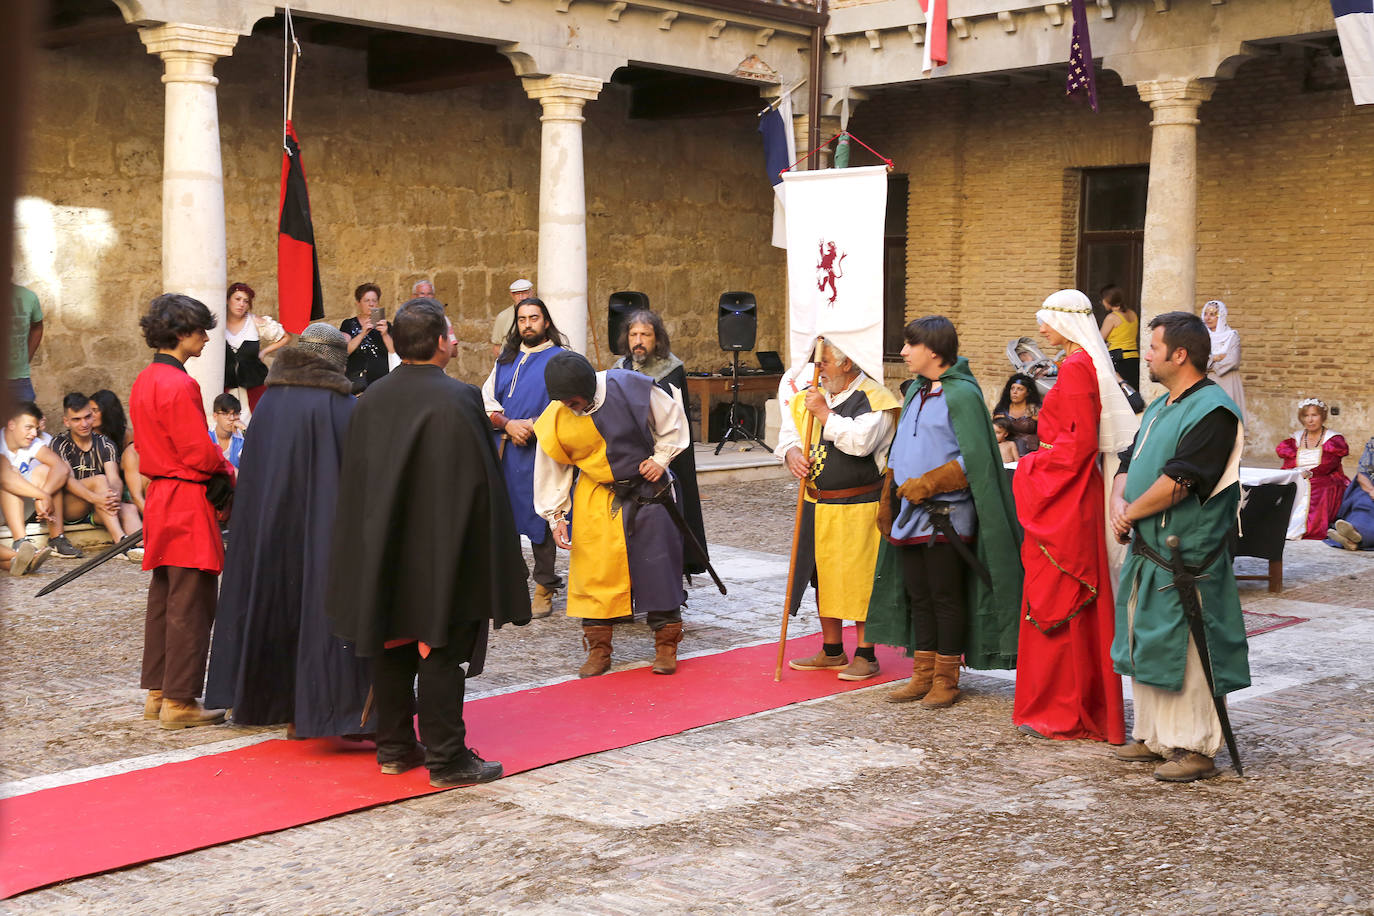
[140,24,239,414]
[1136,78,1215,393]
[522,74,603,356]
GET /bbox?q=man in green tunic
[1109,311,1247,783]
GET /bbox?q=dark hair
[212,393,242,414]
[992,416,1014,433]
[498,297,569,364]
[354,283,382,303]
[903,316,959,367]
[392,297,448,361]
[62,392,91,413]
[91,389,128,450]
[994,373,1043,415]
[8,401,42,423]
[227,282,256,305]
[617,309,670,361]
[1100,285,1126,310]
[140,293,216,350]
[1148,311,1210,374]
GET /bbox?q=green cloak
[865,358,1024,669]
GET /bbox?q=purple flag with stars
[1066,0,1098,111]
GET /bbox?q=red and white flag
[920,0,948,74]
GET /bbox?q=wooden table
[684,373,782,442]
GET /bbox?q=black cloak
[205,347,372,737]
[326,363,531,674]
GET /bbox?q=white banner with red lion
[782,165,888,383]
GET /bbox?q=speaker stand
[714,351,771,455]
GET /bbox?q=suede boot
[886,650,937,703]
[159,698,226,730]
[651,623,684,675]
[579,625,614,678]
[144,689,163,720]
[920,654,963,708]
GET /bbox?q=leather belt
[805,479,883,501]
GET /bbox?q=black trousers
[581,609,681,631]
[529,526,563,589]
[373,624,481,773]
[898,541,968,656]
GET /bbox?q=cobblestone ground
[3,478,1374,914]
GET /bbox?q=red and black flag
[278,120,324,334]
[1065,0,1099,112]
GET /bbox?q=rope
[779,130,893,176]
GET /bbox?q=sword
[35,529,144,598]
[613,476,727,595]
[924,501,992,585]
[1161,534,1244,777]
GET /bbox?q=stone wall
[852,53,1374,465]
[16,27,786,416]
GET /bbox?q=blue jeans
[7,377,35,405]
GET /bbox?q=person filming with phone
[340,282,393,390]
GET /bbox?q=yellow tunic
[533,402,633,620]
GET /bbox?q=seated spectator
[993,372,1042,456]
[90,388,146,512]
[1326,434,1374,551]
[1277,398,1349,540]
[993,417,1019,463]
[51,392,142,549]
[209,393,245,468]
[1,401,82,558]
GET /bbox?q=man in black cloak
[205,323,371,737]
[611,308,710,577]
[327,298,531,788]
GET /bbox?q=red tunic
[131,357,235,573]
[1277,433,1350,539]
[1010,351,1125,743]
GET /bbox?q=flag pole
[286,41,299,123]
[775,340,824,681]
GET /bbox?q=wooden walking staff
[775,338,825,681]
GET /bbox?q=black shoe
[379,744,426,775]
[48,535,84,559]
[429,749,503,788]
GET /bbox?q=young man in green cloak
[866,316,1023,708]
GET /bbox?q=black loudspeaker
[717,291,757,352]
[608,291,650,355]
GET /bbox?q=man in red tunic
[130,294,236,729]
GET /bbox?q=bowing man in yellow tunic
[533,352,691,677]
[775,340,899,681]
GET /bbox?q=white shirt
[0,435,45,482]
[481,339,557,415]
[533,372,689,521]
[773,369,896,468]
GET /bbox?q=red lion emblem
[816,240,846,305]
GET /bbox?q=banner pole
[775,340,824,680]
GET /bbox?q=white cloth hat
[509,279,533,293]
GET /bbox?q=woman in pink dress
[1277,398,1349,540]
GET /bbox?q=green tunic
[865,358,1024,670]
[1110,384,1249,696]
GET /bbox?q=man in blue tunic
[482,297,568,618]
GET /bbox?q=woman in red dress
[1011,289,1139,743]
[1276,398,1350,540]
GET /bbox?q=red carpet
[1243,610,1309,638]
[0,635,909,898]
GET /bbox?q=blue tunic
[888,383,975,542]
[492,345,564,542]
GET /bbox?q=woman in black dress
[340,282,393,389]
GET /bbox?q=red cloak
[1011,350,1125,743]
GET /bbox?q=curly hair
[226,282,255,305]
[617,309,670,361]
[993,373,1043,416]
[139,293,216,350]
[354,283,382,303]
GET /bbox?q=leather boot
[159,698,227,730]
[651,623,684,675]
[920,654,963,709]
[144,689,163,720]
[885,650,937,703]
[579,625,614,678]
[531,584,556,619]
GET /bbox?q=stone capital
[1136,78,1216,125]
[140,23,238,85]
[522,74,604,121]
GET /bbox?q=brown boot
[144,689,163,720]
[159,698,227,730]
[579,625,614,678]
[651,623,684,675]
[920,654,963,709]
[531,584,556,619]
[886,650,937,703]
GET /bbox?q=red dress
[1010,351,1125,743]
[1277,433,1350,539]
[130,357,236,573]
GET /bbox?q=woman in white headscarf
[1202,300,1245,422]
[1011,289,1139,744]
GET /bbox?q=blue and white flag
[758,89,795,248]
[1334,0,1374,104]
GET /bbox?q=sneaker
[48,535,83,559]
[9,539,36,577]
[836,655,881,681]
[788,649,848,671]
[28,546,53,574]
[1114,740,1165,763]
[429,748,503,788]
[379,744,427,775]
[1153,749,1218,783]
[1328,528,1355,549]
[1334,519,1362,546]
